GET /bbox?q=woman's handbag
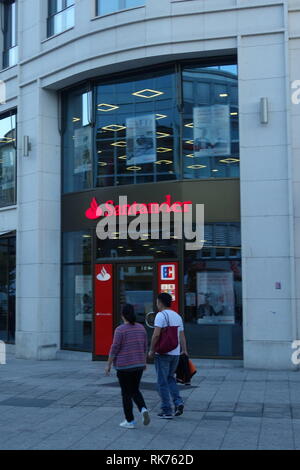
[155,311,179,354]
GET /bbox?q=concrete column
[16,82,61,360]
[239,31,294,369]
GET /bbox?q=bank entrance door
[117,264,156,340]
[94,262,179,358]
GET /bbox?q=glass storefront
[62,60,239,194]
[61,58,242,359]
[0,110,17,208]
[184,223,242,357]
[0,233,16,343]
[61,231,93,351]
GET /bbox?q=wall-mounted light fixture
[23,136,31,157]
[260,97,269,124]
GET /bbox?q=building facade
[0,0,299,368]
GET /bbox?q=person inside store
[105,304,150,429]
[148,293,188,419]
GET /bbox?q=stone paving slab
[0,354,300,450]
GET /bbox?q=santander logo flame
[97,266,111,282]
[85,195,192,220]
[85,198,99,220]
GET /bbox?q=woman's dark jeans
[117,368,147,422]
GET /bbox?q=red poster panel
[157,262,179,313]
[94,264,113,356]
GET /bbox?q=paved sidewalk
[0,352,300,450]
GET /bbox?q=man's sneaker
[158,413,173,419]
[120,420,136,429]
[174,404,184,416]
[141,408,150,426]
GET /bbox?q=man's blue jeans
[155,354,184,414]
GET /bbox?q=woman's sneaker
[174,404,184,416]
[141,408,150,426]
[120,420,136,429]
[157,413,173,419]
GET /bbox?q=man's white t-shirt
[155,309,184,356]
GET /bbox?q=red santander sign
[85,195,192,220]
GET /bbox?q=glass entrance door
[117,264,156,336]
[0,235,16,343]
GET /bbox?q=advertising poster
[75,275,92,322]
[193,104,230,157]
[126,114,156,165]
[196,271,235,324]
[74,127,92,175]
[1,148,15,190]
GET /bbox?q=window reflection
[183,64,239,179]
[48,0,75,37]
[184,223,243,358]
[95,70,179,187]
[0,111,16,208]
[97,0,145,16]
[62,231,92,351]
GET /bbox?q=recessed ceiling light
[230,112,238,116]
[157,147,172,153]
[186,154,194,158]
[157,132,170,138]
[97,103,119,112]
[187,164,207,169]
[185,123,194,128]
[132,89,164,99]
[127,166,142,171]
[186,140,194,145]
[155,160,172,165]
[111,141,126,147]
[219,158,240,163]
[219,93,228,97]
[156,114,167,120]
[98,162,107,166]
[72,117,80,123]
[102,124,126,132]
[118,155,127,160]
[212,169,219,172]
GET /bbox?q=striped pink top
[109,323,148,370]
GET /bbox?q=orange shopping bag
[188,359,197,378]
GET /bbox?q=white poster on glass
[196,271,235,324]
[74,127,92,175]
[1,148,14,190]
[75,275,92,322]
[126,114,156,166]
[193,104,230,158]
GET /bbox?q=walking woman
[105,304,150,429]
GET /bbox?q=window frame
[0,108,17,209]
[47,0,75,38]
[1,0,18,69]
[96,0,145,17]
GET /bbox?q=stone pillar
[16,82,61,360]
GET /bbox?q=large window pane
[182,64,239,179]
[95,69,179,187]
[0,112,16,208]
[2,0,18,69]
[0,235,16,343]
[48,0,75,37]
[62,87,93,193]
[184,223,243,358]
[97,0,144,16]
[62,264,92,351]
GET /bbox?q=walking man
[148,293,188,419]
